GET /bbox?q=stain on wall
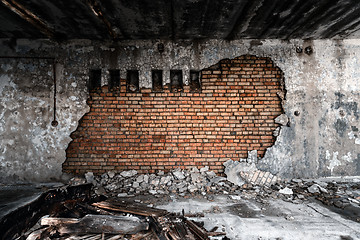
[0,39,360,181]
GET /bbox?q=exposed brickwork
[63,55,284,175]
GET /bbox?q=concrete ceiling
[1,0,360,40]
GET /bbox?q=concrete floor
[1,182,360,240]
[156,195,360,240]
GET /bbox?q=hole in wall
[190,70,201,92]
[108,69,120,91]
[64,55,285,175]
[170,70,183,92]
[88,69,101,92]
[152,70,163,92]
[126,70,139,92]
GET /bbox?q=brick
[63,55,284,175]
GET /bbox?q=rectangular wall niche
[126,70,139,92]
[152,70,163,92]
[88,69,101,92]
[108,69,120,91]
[190,70,201,92]
[170,70,183,92]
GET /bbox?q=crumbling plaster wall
[0,38,359,182]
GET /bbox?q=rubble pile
[69,166,360,215]
[74,167,243,198]
[274,179,360,210]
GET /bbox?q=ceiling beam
[1,0,54,39]
[85,0,120,39]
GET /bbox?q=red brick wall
[63,55,284,175]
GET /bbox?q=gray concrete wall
[0,39,359,182]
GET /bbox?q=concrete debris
[84,172,95,185]
[172,170,186,180]
[274,113,289,126]
[307,184,320,193]
[223,152,280,187]
[68,169,360,219]
[107,171,116,178]
[120,170,138,178]
[273,127,281,137]
[246,150,258,164]
[76,168,244,198]
[279,187,293,195]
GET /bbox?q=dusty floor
[156,195,360,240]
[1,178,360,240]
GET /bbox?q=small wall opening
[108,69,120,91]
[170,70,183,92]
[190,70,201,92]
[88,69,101,92]
[152,70,163,92]
[126,70,139,92]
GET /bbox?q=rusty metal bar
[1,0,55,39]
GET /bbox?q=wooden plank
[41,214,148,235]
[25,227,49,240]
[185,220,209,240]
[92,200,168,217]
[106,235,124,240]
[41,217,79,226]
[78,203,117,216]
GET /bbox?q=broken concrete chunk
[188,185,198,193]
[101,172,109,180]
[308,184,320,194]
[136,175,144,183]
[150,178,160,186]
[190,172,202,183]
[149,190,157,195]
[273,127,281,137]
[143,175,149,183]
[160,176,172,185]
[120,170,138,178]
[206,171,216,179]
[275,114,289,126]
[84,172,96,185]
[200,166,209,172]
[223,159,255,186]
[190,167,200,173]
[107,171,116,178]
[172,170,185,180]
[247,150,258,164]
[117,193,128,197]
[279,187,293,195]
[105,182,120,192]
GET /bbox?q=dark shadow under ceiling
[1,0,360,40]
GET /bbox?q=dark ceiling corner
[85,0,121,39]
[1,0,54,39]
[1,0,360,40]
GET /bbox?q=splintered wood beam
[85,0,119,39]
[1,0,54,38]
[41,214,149,235]
[92,200,169,217]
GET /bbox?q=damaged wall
[63,55,283,175]
[0,39,359,181]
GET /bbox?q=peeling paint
[326,151,341,174]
